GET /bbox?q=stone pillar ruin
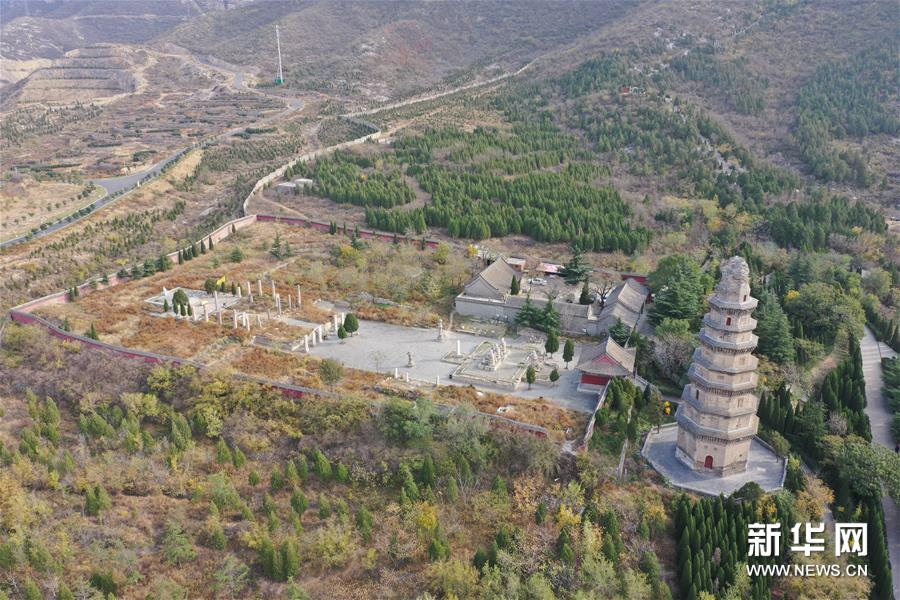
[214,291,220,313]
[675,256,760,477]
[232,311,238,329]
[271,280,276,299]
[258,279,263,296]
[304,336,310,353]
[296,285,302,307]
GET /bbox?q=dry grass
[0,176,104,241]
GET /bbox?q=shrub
[162,521,197,565]
[291,489,309,515]
[215,438,233,464]
[357,506,374,544]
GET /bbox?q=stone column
[435,376,440,386]
[248,291,254,304]
[296,285,302,306]
[405,372,410,382]
[204,304,209,322]
[232,311,238,329]
[318,325,324,341]
[288,295,292,310]
[310,330,317,346]
[258,279,263,296]
[276,294,282,315]
[271,280,276,298]
[217,311,223,325]
[266,308,271,320]
[333,314,340,331]
[237,286,242,299]
[304,335,309,353]
[246,281,252,297]
[214,291,220,312]
[457,339,462,356]
[394,367,399,378]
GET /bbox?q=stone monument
[675,256,760,476]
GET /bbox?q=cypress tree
[579,280,591,304]
[562,339,575,368]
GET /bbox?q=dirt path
[859,326,900,598]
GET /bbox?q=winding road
[1,55,531,251]
[0,55,306,250]
[860,326,900,598]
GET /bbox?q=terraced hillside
[2,45,138,106]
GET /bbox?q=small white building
[293,178,314,188]
[276,182,298,195]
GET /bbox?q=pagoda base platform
[642,423,786,496]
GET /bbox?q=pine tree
[540,298,560,332]
[562,339,575,368]
[559,243,591,285]
[515,294,540,328]
[86,323,99,341]
[545,330,560,355]
[200,239,207,254]
[754,290,795,364]
[579,280,592,304]
[420,455,436,487]
[510,275,520,295]
[526,366,536,389]
[343,313,359,335]
[208,236,214,249]
[280,540,300,580]
[259,534,278,579]
[609,317,631,346]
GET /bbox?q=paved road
[860,326,900,598]
[0,58,307,251]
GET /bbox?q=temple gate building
[675,256,760,476]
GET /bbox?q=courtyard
[279,315,598,414]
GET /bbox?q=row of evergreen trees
[674,494,782,600]
[864,302,900,352]
[755,344,894,597]
[766,193,886,251]
[310,152,414,209]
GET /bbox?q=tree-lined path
[860,326,900,598]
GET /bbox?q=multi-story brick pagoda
[675,256,760,476]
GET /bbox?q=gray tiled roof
[576,336,636,377]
